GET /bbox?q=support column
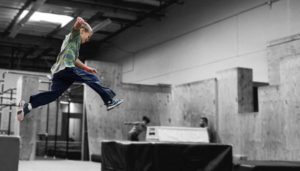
[217,67,253,154]
[16,76,40,160]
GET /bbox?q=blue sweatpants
[29,67,116,108]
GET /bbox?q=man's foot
[17,100,25,122]
[16,101,31,121]
[107,99,124,111]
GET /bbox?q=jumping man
[17,17,123,121]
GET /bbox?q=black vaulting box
[101,140,233,171]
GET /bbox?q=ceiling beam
[100,0,178,43]
[0,5,22,10]
[46,0,151,15]
[8,0,47,38]
[33,47,54,59]
[0,32,62,48]
[2,0,32,37]
[100,16,135,24]
[123,0,161,6]
[74,0,156,10]
[22,46,37,59]
[0,42,32,49]
[0,53,55,61]
[45,0,165,21]
[0,54,51,69]
[87,12,104,25]
[0,32,62,65]
[46,9,83,38]
[95,30,114,35]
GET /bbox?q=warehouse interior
[0,0,300,171]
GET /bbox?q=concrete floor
[19,160,101,171]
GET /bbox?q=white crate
[146,126,209,143]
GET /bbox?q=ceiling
[0,0,179,73]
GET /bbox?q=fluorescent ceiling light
[20,10,73,27]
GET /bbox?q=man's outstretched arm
[75,58,97,74]
[124,121,144,125]
[73,17,93,32]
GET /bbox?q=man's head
[80,27,93,44]
[142,116,151,124]
[199,117,208,128]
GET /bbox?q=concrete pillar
[16,76,40,160]
[217,67,253,154]
[267,34,300,85]
[279,55,300,160]
[217,68,253,114]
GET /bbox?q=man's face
[80,29,92,44]
[199,119,207,128]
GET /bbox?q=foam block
[0,135,20,171]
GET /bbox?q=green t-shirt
[51,30,81,75]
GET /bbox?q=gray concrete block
[0,135,20,171]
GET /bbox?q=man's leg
[17,70,73,121]
[71,68,123,110]
[29,79,73,108]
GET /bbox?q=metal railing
[0,87,16,135]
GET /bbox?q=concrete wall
[87,32,300,161]
[165,79,219,142]
[91,0,300,161]
[216,66,298,161]
[278,44,300,160]
[216,68,257,157]
[94,0,300,85]
[85,61,221,155]
[215,34,300,161]
[84,61,171,155]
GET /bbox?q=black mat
[101,141,232,171]
[234,160,300,171]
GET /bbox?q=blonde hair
[80,25,93,33]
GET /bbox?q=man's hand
[74,17,85,30]
[73,17,92,33]
[84,66,97,74]
[77,17,85,24]
[75,59,97,74]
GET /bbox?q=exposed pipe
[66,99,71,159]
[92,19,112,33]
[7,89,13,135]
[0,75,5,128]
[53,98,60,159]
[123,0,161,6]
[81,96,86,160]
[44,82,51,158]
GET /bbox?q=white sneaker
[17,100,25,122]
[107,99,124,111]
